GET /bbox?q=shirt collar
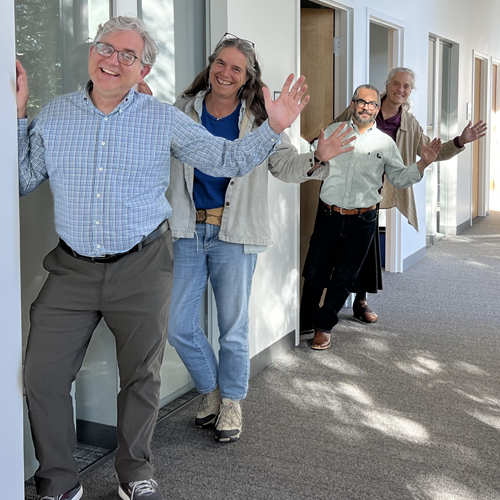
[83,80,136,115]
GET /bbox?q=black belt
[59,219,169,264]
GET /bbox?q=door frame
[366,9,404,273]
[490,57,500,211]
[472,50,491,220]
[297,0,355,111]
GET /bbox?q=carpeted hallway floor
[79,212,500,500]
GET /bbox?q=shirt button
[99,168,103,172]
[104,117,108,121]
[230,181,235,185]
[96,221,100,225]
[97,194,101,198]
[97,244,101,249]
[101,141,105,146]
[226,202,230,206]
[119,110,123,114]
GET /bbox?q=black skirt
[351,219,383,294]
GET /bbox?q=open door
[299,6,334,298]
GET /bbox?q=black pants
[24,230,173,496]
[300,203,378,332]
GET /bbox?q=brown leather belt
[196,207,224,226]
[323,202,377,215]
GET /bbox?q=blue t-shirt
[193,101,242,209]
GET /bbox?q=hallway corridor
[68,213,500,499]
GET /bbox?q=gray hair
[93,16,159,67]
[209,37,258,84]
[352,84,381,104]
[383,67,417,90]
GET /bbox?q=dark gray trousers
[24,229,173,496]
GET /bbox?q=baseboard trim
[456,218,471,235]
[249,329,296,378]
[403,245,426,271]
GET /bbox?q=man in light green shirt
[300,84,441,350]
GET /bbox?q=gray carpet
[79,213,500,500]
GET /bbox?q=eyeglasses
[94,42,142,66]
[216,32,255,50]
[354,99,379,111]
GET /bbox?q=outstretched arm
[16,60,29,118]
[263,74,309,134]
[457,120,487,147]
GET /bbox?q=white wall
[1,1,25,498]
[211,0,301,354]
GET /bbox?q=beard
[353,107,376,124]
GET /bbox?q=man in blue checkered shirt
[16,16,311,500]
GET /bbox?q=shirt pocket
[359,153,384,184]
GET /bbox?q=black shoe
[119,479,163,500]
[353,300,378,323]
[37,482,82,500]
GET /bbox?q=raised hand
[316,123,355,161]
[138,81,153,96]
[16,60,29,118]
[418,138,442,173]
[263,74,309,134]
[459,120,487,146]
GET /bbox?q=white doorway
[426,36,459,243]
[472,52,489,220]
[367,12,404,272]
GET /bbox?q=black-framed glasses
[216,32,255,50]
[94,42,142,66]
[354,99,379,111]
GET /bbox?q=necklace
[205,102,223,120]
[205,99,237,121]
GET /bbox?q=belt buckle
[196,209,207,223]
[339,207,345,215]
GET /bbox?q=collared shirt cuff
[17,118,28,135]
[408,162,423,181]
[260,119,282,145]
[453,136,464,149]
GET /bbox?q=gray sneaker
[118,479,163,500]
[195,387,222,428]
[215,398,242,442]
[38,482,82,500]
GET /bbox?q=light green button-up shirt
[320,120,423,209]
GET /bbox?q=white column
[1,1,25,498]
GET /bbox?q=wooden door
[472,57,481,219]
[299,8,334,297]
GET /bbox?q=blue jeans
[168,223,257,400]
[300,203,378,332]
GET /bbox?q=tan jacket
[333,99,464,231]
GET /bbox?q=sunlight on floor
[407,473,499,499]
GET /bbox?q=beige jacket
[167,91,329,247]
[334,99,464,231]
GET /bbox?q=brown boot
[311,330,331,350]
[353,300,378,323]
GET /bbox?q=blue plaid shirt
[18,83,280,257]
